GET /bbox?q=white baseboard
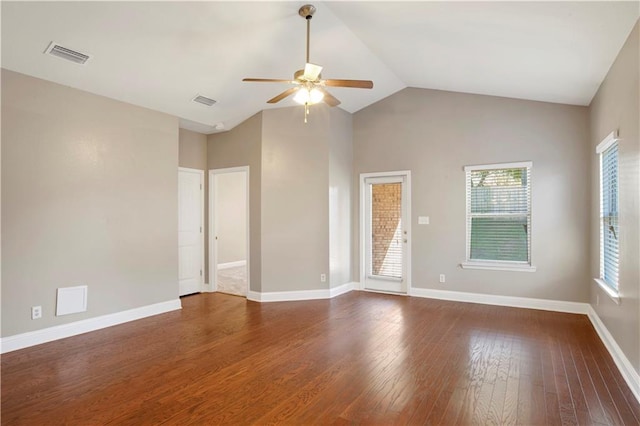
[247,282,355,303]
[587,306,640,403]
[217,260,247,270]
[1,299,182,354]
[410,287,589,314]
[330,282,354,298]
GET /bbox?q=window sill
[594,278,620,305]
[366,275,403,283]
[460,262,537,272]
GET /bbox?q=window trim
[461,261,537,272]
[464,161,533,172]
[596,130,618,154]
[595,130,620,302]
[462,161,535,272]
[594,278,621,305]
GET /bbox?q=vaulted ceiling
[2,1,638,134]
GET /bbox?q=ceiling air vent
[45,42,90,65]
[192,95,217,107]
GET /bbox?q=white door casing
[360,171,412,294]
[178,167,204,296]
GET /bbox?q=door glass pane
[370,183,403,278]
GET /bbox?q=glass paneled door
[363,174,410,293]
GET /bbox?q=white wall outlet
[418,216,430,225]
[31,306,42,320]
[320,273,327,282]
[439,274,445,283]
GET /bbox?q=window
[596,131,620,301]
[462,161,535,272]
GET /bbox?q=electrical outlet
[439,274,445,283]
[596,294,600,306]
[320,273,327,282]
[31,306,42,320]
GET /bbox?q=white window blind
[599,142,619,290]
[370,182,403,279]
[465,163,532,264]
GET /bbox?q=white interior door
[178,168,204,296]
[362,172,411,294]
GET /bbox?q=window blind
[466,166,531,263]
[600,142,619,289]
[370,182,403,279]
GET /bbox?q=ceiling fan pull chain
[304,103,309,123]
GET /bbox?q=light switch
[418,216,430,225]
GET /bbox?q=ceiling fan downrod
[299,4,316,124]
[299,4,316,64]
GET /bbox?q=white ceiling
[2,1,638,134]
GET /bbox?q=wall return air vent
[45,42,90,65]
[192,95,217,107]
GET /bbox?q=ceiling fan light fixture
[310,87,324,104]
[294,87,324,105]
[242,3,372,123]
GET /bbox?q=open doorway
[209,167,249,297]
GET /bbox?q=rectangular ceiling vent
[45,42,90,65]
[192,95,217,107]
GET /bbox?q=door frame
[359,170,412,294]
[178,167,205,294]
[208,166,250,295]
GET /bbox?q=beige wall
[261,106,330,292]
[353,87,590,302]
[178,128,208,281]
[208,106,351,294]
[1,69,179,337]
[589,21,640,372]
[329,107,353,288]
[179,129,207,170]
[215,172,247,264]
[207,112,262,292]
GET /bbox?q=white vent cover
[193,95,217,107]
[45,42,90,65]
[56,285,88,316]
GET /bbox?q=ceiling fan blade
[267,87,299,104]
[303,63,323,81]
[319,89,341,107]
[323,79,374,89]
[243,78,294,83]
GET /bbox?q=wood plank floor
[2,292,639,425]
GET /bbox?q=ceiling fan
[243,4,374,122]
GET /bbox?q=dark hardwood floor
[2,292,639,425]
